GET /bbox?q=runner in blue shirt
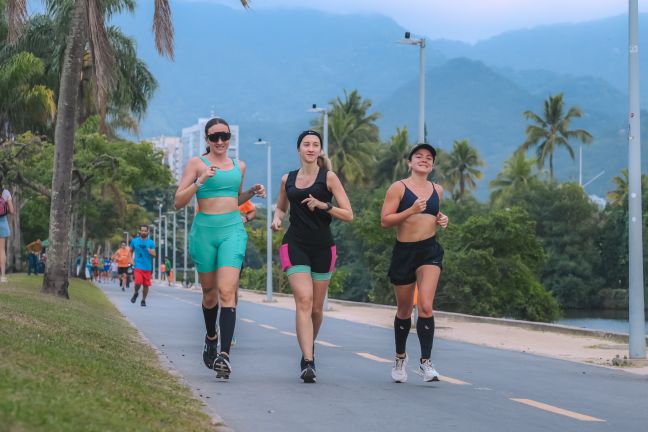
[129,225,156,307]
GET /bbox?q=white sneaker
[391,354,408,383]
[417,358,440,382]
[0,276,7,283]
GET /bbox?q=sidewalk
[229,288,648,376]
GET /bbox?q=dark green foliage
[499,181,604,309]
[438,207,561,322]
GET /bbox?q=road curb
[240,288,648,345]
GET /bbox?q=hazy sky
[201,0,645,42]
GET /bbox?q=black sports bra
[396,181,439,216]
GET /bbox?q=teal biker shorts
[189,211,248,273]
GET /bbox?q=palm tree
[375,127,410,185]
[7,0,248,297]
[489,151,538,204]
[445,139,484,200]
[0,51,56,139]
[313,90,380,186]
[519,93,592,179]
[607,169,648,207]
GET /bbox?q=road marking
[281,331,297,337]
[157,292,200,307]
[259,324,277,330]
[241,318,256,323]
[315,340,341,348]
[440,375,470,385]
[511,399,605,422]
[355,352,392,363]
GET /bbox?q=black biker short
[388,236,444,285]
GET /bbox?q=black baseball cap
[408,143,436,161]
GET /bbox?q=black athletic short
[118,267,129,275]
[388,236,444,285]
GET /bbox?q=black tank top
[396,181,440,216]
[284,168,334,245]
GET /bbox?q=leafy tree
[0,51,55,139]
[438,207,560,322]
[489,151,538,205]
[444,139,484,200]
[501,181,604,308]
[519,93,592,178]
[375,127,411,186]
[606,168,648,207]
[313,90,380,186]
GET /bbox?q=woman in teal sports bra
[174,117,265,380]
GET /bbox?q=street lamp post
[255,139,274,302]
[164,213,168,266]
[398,32,426,143]
[307,104,329,155]
[123,231,129,245]
[628,0,646,359]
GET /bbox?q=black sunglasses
[207,132,231,143]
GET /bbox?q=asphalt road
[99,281,648,432]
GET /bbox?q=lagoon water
[558,309,648,334]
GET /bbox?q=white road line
[511,398,606,422]
[281,331,297,337]
[315,340,341,348]
[355,352,392,363]
[259,324,277,330]
[241,318,256,323]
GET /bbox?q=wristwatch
[324,202,333,212]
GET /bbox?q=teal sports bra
[196,156,242,199]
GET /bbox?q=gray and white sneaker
[213,353,232,379]
[417,358,440,382]
[391,354,408,383]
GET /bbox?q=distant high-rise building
[181,118,239,180]
[148,135,182,182]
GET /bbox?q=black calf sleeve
[417,316,435,360]
[219,307,236,354]
[394,316,412,355]
[202,304,219,339]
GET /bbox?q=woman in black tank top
[380,143,449,384]
[272,130,353,383]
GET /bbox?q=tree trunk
[79,211,88,279]
[42,0,87,298]
[7,185,22,272]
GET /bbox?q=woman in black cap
[272,130,353,383]
[380,143,449,383]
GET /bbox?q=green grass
[0,275,215,432]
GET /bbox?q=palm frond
[153,0,174,59]
[87,0,117,119]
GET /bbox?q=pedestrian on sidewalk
[165,257,172,286]
[160,261,166,281]
[174,117,265,380]
[380,143,449,383]
[26,239,43,275]
[130,225,156,307]
[0,181,14,283]
[272,130,353,383]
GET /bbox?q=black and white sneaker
[130,292,138,303]
[140,299,146,307]
[213,353,232,379]
[203,335,219,369]
[300,359,316,383]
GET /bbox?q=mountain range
[113,3,648,199]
